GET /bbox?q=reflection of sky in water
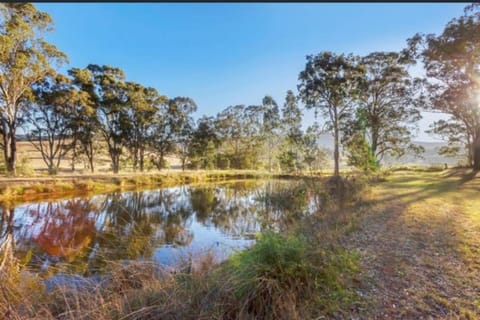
[154,215,256,266]
[1,180,311,274]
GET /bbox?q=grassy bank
[347,168,480,318]
[0,170,319,204]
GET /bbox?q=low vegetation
[1,169,477,319]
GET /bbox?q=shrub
[225,233,315,319]
[17,154,35,176]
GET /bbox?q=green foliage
[298,52,363,176]
[125,82,168,172]
[278,150,299,172]
[215,105,262,170]
[224,231,359,319]
[409,4,480,169]
[344,132,379,172]
[344,52,423,166]
[226,233,314,318]
[0,3,67,175]
[26,75,74,175]
[151,96,197,170]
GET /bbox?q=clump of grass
[0,233,360,320]
[224,232,314,319]
[75,179,97,191]
[217,232,360,319]
[17,154,35,177]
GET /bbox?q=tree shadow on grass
[442,168,478,184]
[354,173,480,319]
[367,171,479,208]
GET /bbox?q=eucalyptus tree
[0,3,67,175]
[298,52,362,176]
[189,116,219,169]
[66,68,98,172]
[281,90,303,143]
[408,4,480,169]
[342,51,424,170]
[150,97,196,170]
[302,123,329,172]
[215,105,246,169]
[176,119,195,171]
[278,90,303,171]
[25,75,74,175]
[70,64,129,174]
[261,96,281,171]
[126,82,167,172]
[215,105,262,169]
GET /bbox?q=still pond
[0,180,318,278]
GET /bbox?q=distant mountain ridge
[315,134,465,167]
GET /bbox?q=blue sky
[36,3,466,141]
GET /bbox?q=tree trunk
[132,150,138,172]
[139,148,145,172]
[333,111,340,176]
[112,155,120,174]
[89,155,94,173]
[71,142,76,172]
[473,134,480,171]
[158,151,164,171]
[5,128,17,176]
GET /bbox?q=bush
[17,154,34,176]
[225,232,313,319]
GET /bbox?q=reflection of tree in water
[29,201,96,259]
[90,188,194,273]
[189,181,264,237]
[0,205,16,271]
[253,180,311,232]
[12,198,101,274]
[3,180,318,276]
[3,188,197,274]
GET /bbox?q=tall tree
[298,52,362,176]
[126,82,166,172]
[0,3,67,175]
[151,97,196,170]
[302,123,329,172]
[25,75,73,175]
[278,90,303,172]
[67,68,98,173]
[215,105,246,169]
[189,116,218,169]
[72,64,129,174]
[261,96,281,171]
[409,4,480,169]
[281,90,303,143]
[343,51,423,169]
[176,119,195,171]
[216,105,262,169]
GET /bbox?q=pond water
[0,180,317,277]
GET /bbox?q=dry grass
[347,169,480,319]
[0,170,308,203]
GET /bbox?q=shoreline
[0,170,320,204]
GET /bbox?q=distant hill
[315,134,466,167]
